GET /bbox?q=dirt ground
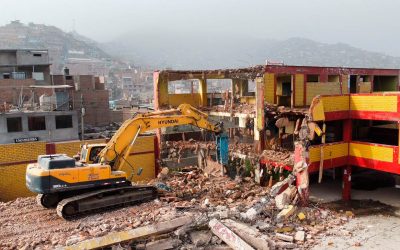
[312,214,400,250]
[310,179,400,250]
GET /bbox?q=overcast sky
[2,0,400,56]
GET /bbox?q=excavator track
[56,185,157,219]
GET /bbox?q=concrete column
[198,78,207,107]
[342,119,352,201]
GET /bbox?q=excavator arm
[99,104,223,168]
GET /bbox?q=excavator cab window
[89,147,103,163]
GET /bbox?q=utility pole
[80,93,85,141]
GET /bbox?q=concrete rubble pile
[126,166,352,250]
[202,103,255,115]
[0,165,355,249]
[163,140,294,169]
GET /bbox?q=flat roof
[156,64,400,78]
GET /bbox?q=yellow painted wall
[264,73,275,103]
[0,141,46,164]
[321,95,349,112]
[294,74,304,106]
[306,82,342,105]
[350,95,397,112]
[168,94,201,107]
[349,142,393,162]
[158,74,169,107]
[309,143,349,163]
[0,142,47,200]
[0,138,154,201]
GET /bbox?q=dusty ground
[0,197,179,249]
[310,179,400,250]
[312,214,400,250]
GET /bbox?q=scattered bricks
[275,233,294,242]
[277,205,296,221]
[209,219,254,250]
[294,231,305,242]
[189,230,212,246]
[225,182,237,190]
[274,242,297,249]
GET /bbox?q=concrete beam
[62,216,193,250]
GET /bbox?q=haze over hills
[1,21,400,71]
[103,31,400,70]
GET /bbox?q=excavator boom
[27,104,224,219]
[99,104,222,167]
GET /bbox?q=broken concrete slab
[189,230,212,246]
[145,239,182,250]
[275,186,296,209]
[294,231,305,242]
[209,219,254,250]
[223,219,270,250]
[275,233,294,242]
[63,216,193,250]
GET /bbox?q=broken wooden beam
[209,219,254,250]
[62,216,193,250]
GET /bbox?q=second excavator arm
[99,104,223,168]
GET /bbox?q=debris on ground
[0,164,355,249]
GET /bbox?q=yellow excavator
[26,104,223,219]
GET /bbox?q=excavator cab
[79,143,106,164]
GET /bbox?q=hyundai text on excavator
[26,104,224,219]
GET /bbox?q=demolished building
[153,65,400,200]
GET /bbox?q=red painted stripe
[308,156,348,173]
[324,111,349,120]
[348,156,400,175]
[350,111,400,121]
[0,160,35,167]
[46,143,56,154]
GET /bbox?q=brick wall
[0,141,46,200]
[0,139,104,201]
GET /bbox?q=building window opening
[55,115,73,129]
[168,79,199,94]
[205,79,233,106]
[33,53,42,57]
[328,75,339,82]
[349,75,357,93]
[28,116,46,131]
[3,73,10,79]
[352,120,398,146]
[7,117,23,132]
[373,75,398,92]
[306,74,319,82]
[276,75,292,106]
